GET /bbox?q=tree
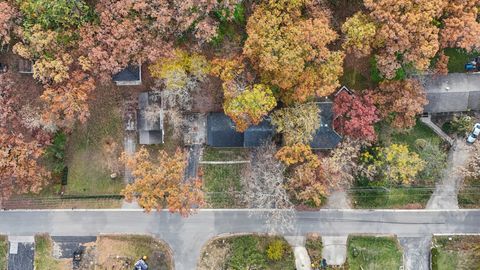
[364,0,445,79]
[341,12,377,58]
[333,91,379,142]
[415,139,447,184]
[242,143,295,233]
[440,0,480,52]
[243,0,343,103]
[275,143,319,167]
[40,71,95,129]
[121,147,204,215]
[271,103,320,145]
[149,49,209,91]
[223,84,277,132]
[0,2,17,46]
[434,52,449,75]
[360,144,425,186]
[368,79,428,129]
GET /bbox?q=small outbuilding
[137,92,164,145]
[113,64,142,86]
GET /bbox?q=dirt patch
[191,76,224,113]
[197,238,232,270]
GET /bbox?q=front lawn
[198,235,295,270]
[458,185,480,208]
[443,48,478,73]
[0,236,7,270]
[347,236,403,270]
[201,148,249,208]
[351,186,433,209]
[432,236,480,270]
[96,235,173,270]
[34,234,64,270]
[66,85,125,195]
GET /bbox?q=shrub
[227,236,266,270]
[266,239,286,261]
[450,114,473,136]
[45,131,66,174]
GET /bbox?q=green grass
[201,235,295,270]
[432,236,480,270]
[458,184,480,208]
[202,147,250,161]
[34,234,63,270]
[351,186,433,209]
[444,48,478,73]
[341,68,370,91]
[347,236,403,270]
[202,163,245,208]
[387,120,443,154]
[66,89,125,195]
[0,236,7,270]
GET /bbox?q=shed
[113,64,142,86]
[310,102,342,149]
[137,92,164,144]
[422,73,480,113]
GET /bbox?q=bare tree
[242,143,295,234]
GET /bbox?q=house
[113,64,142,86]
[422,73,480,114]
[310,102,342,149]
[137,92,164,144]
[206,113,274,148]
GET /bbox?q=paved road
[1,209,480,270]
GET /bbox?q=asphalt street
[1,209,479,269]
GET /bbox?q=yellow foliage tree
[341,12,377,58]
[149,49,209,91]
[121,147,204,216]
[271,103,320,146]
[224,84,277,132]
[275,143,319,167]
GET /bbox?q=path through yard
[427,138,472,209]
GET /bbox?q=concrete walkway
[285,236,311,270]
[420,116,454,146]
[427,139,472,209]
[399,236,431,270]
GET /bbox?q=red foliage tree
[0,1,17,46]
[333,91,379,142]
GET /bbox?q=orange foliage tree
[368,79,428,129]
[243,0,343,103]
[0,1,17,46]
[364,0,445,79]
[440,0,480,52]
[275,143,319,167]
[40,71,95,130]
[121,147,204,216]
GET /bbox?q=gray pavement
[1,209,480,270]
[399,236,432,270]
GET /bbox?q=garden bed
[198,235,295,270]
[432,235,480,270]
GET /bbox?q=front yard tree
[369,79,428,129]
[243,0,344,103]
[271,103,320,145]
[242,143,295,233]
[364,0,445,79]
[121,147,204,216]
[333,91,379,142]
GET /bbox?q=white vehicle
[466,123,480,144]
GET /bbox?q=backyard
[351,120,445,208]
[201,148,250,208]
[347,236,403,270]
[198,235,295,270]
[432,236,480,270]
[443,48,479,73]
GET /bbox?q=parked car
[466,123,480,144]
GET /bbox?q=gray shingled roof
[137,92,163,144]
[206,113,274,148]
[310,102,342,149]
[113,65,140,82]
[422,73,480,113]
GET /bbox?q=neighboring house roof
[113,65,142,86]
[206,113,274,148]
[137,92,163,144]
[310,102,342,149]
[422,73,480,113]
[334,85,355,96]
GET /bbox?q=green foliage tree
[44,131,66,174]
[227,236,266,270]
[341,12,377,58]
[266,239,286,261]
[271,103,320,145]
[415,139,447,184]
